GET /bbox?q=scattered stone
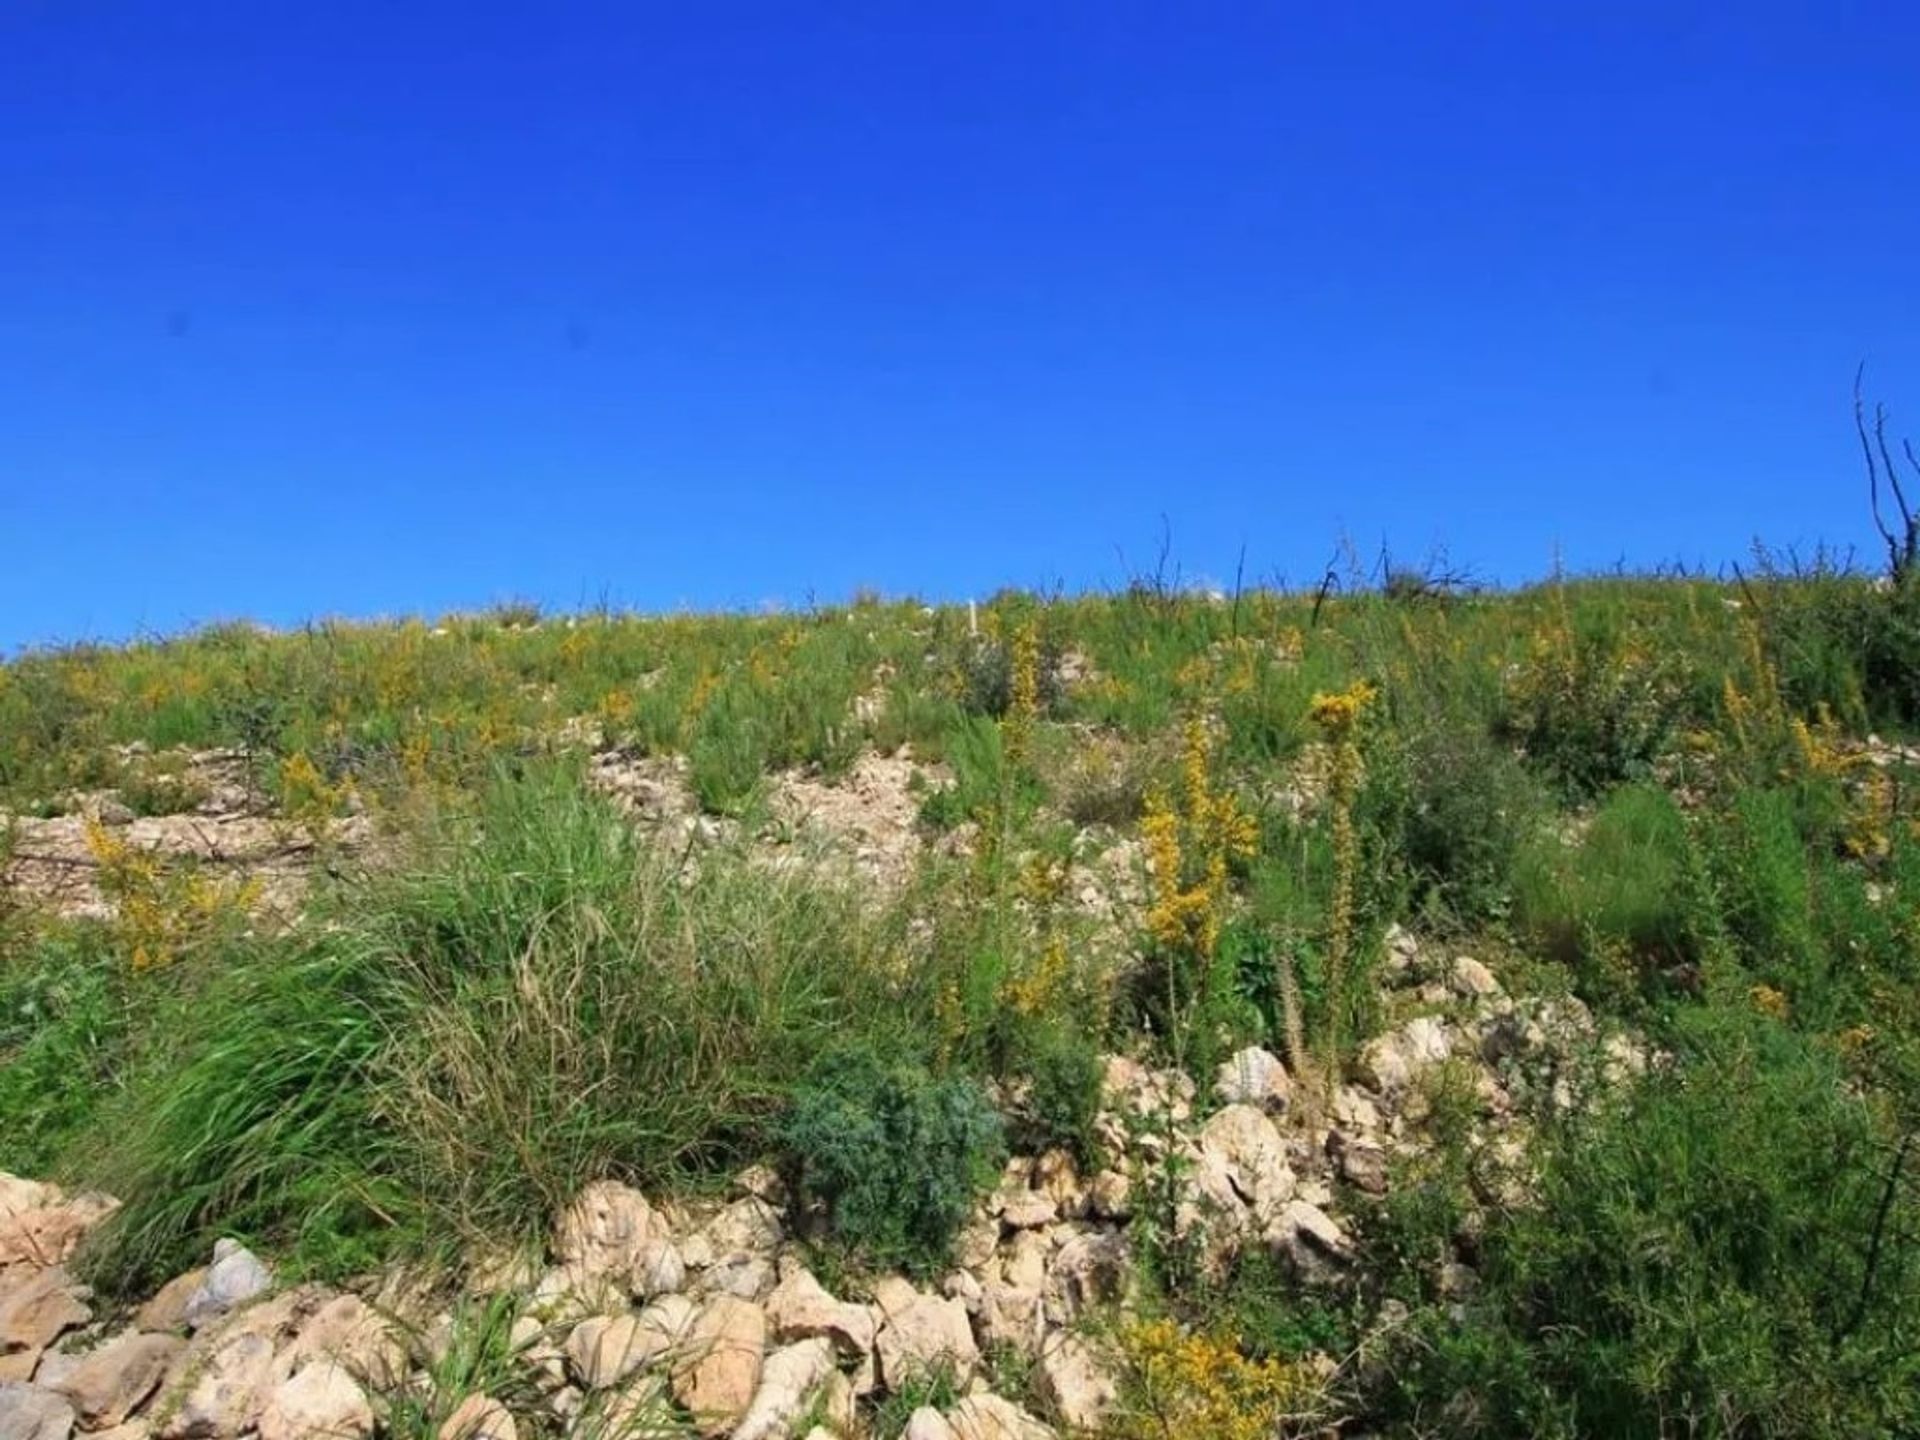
[52,1331,185,1430]
[132,1272,206,1337]
[669,1296,765,1436]
[627,1237,685,1301]
[566,1310,675,1391]
[764,1268,875,1358]
[1272,1201,1351,1283]
[276,1295,407,1393]
[0,1272,90,1356]
[902,1409,957,1440]
[1213,1047,1292,1113]
[1450,957,1500,998]
[1328,1130,1389,1194]
[254,1364,372,1440]
[1034,1334,1116,1430]
[437,1394,515,1440]
[1196,1104,1295,1222]
[157,1333,274,1440]
[874,1291,978,1391]
[948,1393,1054,1440]
[731,1337,832,1440]
[553,1183,658,1283]
[182,1243,271,1331]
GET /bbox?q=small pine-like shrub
[778,1046,1004,1273]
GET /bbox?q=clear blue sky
[4,2,1918,650]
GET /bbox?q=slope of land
[4,572,1920,1439]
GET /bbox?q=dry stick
[1838,1130,1914,1348]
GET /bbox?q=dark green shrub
[1008,1021,1105,1168]
[1372,1010,1920,1438]
[1515,784,1704,1003]
[779,1046,1004,1273]
[1377,724,1545,927]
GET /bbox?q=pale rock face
[566,1315,660,1391]
[0,1271,91,1356]
[902,1408,958,1440]
[52,1332,185,1430]
[0,1381,76,1440]
[974,1281,1043,1356]
[1034,1334,1116,1430]
[132,1271,207,1336]
[1196,1104,1296,1224]
[947,1393,1055,1440]
[274,1295,407,1392]
[553,1183,659,1282]
[668,1296,766,1436]
[1450,956,1500,998]
[873,1291,978,1391]
[182,1242,272,1331]
[1271,1200,1351,1283]
[1086,1170,1132,1221]
[0,1194,119,1270]
[729,1337,833,1440]
[254,1364,373,1440]
[698,1253,775,1303]
[763,1267,876,1358]
[436,1394,515,1440]
[1213,1047,1293,1114]
[156,1333,275,1439]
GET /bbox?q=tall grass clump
[80,761,919,1290]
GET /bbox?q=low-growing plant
[778,1044,1005,1274]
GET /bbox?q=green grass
[8,569,1920,1433]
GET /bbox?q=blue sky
[4,2,1918,650]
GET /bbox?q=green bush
[78,763,916,1290]
[778,1045,1004,1274]
[1372,1010,1920,1438]
[1378,724,1545,928]
[1515,784,1703,1003]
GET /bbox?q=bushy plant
[778,1045,1004,1274]
[1515,784,1704,1003]
[1372,1010,1920,1439]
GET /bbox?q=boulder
[668,1297,764,1436]
[0,1196,119,1270]
[763,1268,874,1358]
[436,1394,515,1440]
[1034,1334,1116,1430]
[1196,1105,1295,1222]
[53,1332,184,1430]
[1272,1200,1351,1283]
[874,1291,977,1391]
[254,1365,372,1440]
[156,1333,276,1438]
[1213,1047,1292,1113]
[131,1272,206,1337]
[182,1244,271,1332]
[1450,957,1500,999]
[565,1312,676,1391]
[730,1337,833,1440]
[274,1295,406,1392]
[0,1272,90,1356]
[553,1183,658,1283]
[0,1383,75,1440]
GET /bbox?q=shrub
[1371,1010,1920,1438]
[1515,784,1703,1003]
[1378,723,1545,929]
[778,1045,1004,1274]
[1499,611,1685,798]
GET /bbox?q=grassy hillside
[6,564,1920,1436]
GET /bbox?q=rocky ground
[0,927,1618,1440]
